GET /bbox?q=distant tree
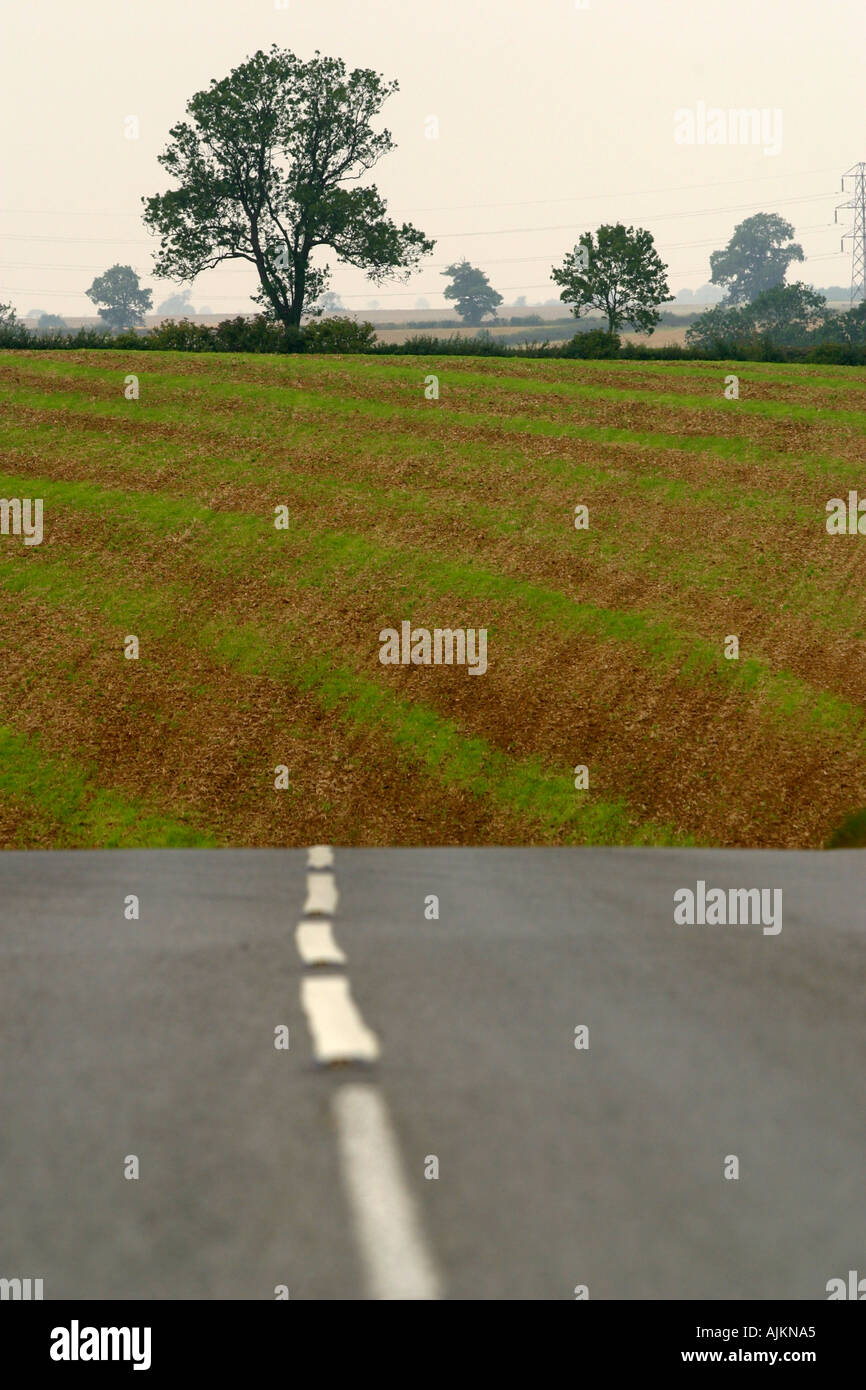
[746,282,826,343]
[685,302,753,349]
[143,46,433,335]
[694,282,725,303]
[158,290,194,315]
[198,305,212,315]
[709,213,804,305]
[552,223,671,335]
[514,294,527,307]
[25,308,46,320]
[86,264,152,330]
[414,296,429,309]
[837,299,866,344]
[819,286,852,302]
[686,282,827,349]
[314,290,344,315]
[441,259,503,324]
[36,313,67,331]
[675,287,694,302]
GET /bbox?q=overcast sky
[1,0,862,315]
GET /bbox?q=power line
[0,222,838,279]
[0,166,839,221]
[0,192,836,252]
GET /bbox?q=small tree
[442,260,503,325]
[0,301,19,326]
[552,224,671,335]
[36,313,67,332]
[709,213,804,305]
[86,264,152,330]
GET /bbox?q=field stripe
[0,723,218,848]
[8,354,866,426]
[1,468,862,738]
[4,370,866,476]
[0,547,690,844]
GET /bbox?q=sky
[1,0,863,316]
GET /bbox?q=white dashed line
[303,871,339,917]
[296,845,443,1297]
[332,1084,443,1300]
[301,976,381,1064]
[295,920,347,967]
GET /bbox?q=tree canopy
[709,213,804,304]
[686,282,828,349]
[143,46,434,331]
[85,265,153,331]
[551,224,671,335]
[441,260,503,325]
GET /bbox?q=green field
[1,349,866,848]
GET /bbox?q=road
[2,847,864,1300]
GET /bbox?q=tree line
[1,45,862,357]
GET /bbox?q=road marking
[301,977,380,1064]
[332,1084,443,1301]
[307,844,334,869]
[304,871,339,917]
[295,920,347,967]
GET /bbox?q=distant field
[370,323,692,347]
[1,349,866,849]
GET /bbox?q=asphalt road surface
[2,848,864,1300]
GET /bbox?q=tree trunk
[289,256,307,327]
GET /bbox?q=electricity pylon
[836,163,866,305]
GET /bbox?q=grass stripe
[4,369,863,485]
[1,469,864,753]
[0,723,219,847]
[0,540,691,846]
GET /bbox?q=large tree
[551,224,671,335]
[709,213,804,305]
[441,260,503,325]
[85,265,153,331]
[143,46,433,333]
